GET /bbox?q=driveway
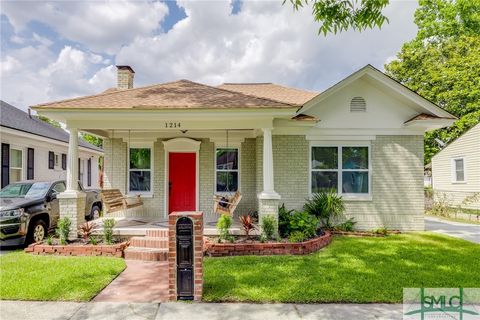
[425,216,480,244]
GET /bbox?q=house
[32,65,456,232]
[431,123,480,209]
[0,101,103,188]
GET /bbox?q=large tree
[287,0,390,34]
[385,0,480,164]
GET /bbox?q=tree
[35,115,61,128]
[287,0,390,35]
[80,133,103,148]
[385,0,480,164]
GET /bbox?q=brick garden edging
[24,241,129,257]
[204,231,332,257]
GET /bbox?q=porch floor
[92,216,248,237]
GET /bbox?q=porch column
[258,128,280,229]
[58,126,85,239]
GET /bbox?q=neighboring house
[0,101,103,189]
[32,65,456,231]
[431,123,480,209]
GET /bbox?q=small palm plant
[304,189,345,229]
[239,214,256,238]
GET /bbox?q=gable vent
[350,97,366,112]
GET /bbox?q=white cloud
[1,0,169,54]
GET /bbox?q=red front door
[169,152,196,213]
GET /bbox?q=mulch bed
[25,241,129,257]
[204,231,332,257]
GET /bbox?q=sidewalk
[0,301,403,320]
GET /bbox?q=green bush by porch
[203,233,480,303]
[0,251,125,301]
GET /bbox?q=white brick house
[33,65,455,232]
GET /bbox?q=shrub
[261,215,277,241]
[46,236,53,245]
[373,227,388,236]
[239,214,256,237]
[78,221,97,241]
[288,231,307,243]
[287,211,319,239]
[55,217,71,245]
[304,190,345,228]
[89,235,98,245]
[103,218,116,245]
[217,214,234,243]
[278,204,295,238]
[334,218,356,232]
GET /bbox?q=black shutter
[78,158,81,183]
[87,158,92,187]
[61,154,67,170]
[27,148,34,180]
[48,151,54,169]
[1,143,9,188]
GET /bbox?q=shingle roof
[32,80,296,110]
[0,101,103,152]
[218,83,318,106]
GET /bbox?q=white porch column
[66,127,79,191]
[258,128,280,230]
[58,126,85,239]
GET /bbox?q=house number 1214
[165,122,181,128]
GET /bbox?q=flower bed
[332,230,401,237]
[204,231,332,257]
[24,241,129,257]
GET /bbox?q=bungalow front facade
[32,65,456,232]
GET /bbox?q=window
[61,154,67,170]
[452,158,465,182]
[9,149,23,183]
[129,148,151,192]
[215,148,238,192]
[311,146,370,196]
[55,154,59,167]
[48,151,54,169]
[78,159,84,184]
[52,181,66,194]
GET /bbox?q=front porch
[92,216,247,237]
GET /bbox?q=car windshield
[0,182,51,198]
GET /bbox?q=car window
[0,183,33,198]
[52,182,66,194]
[24,182,50,198]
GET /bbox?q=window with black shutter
[48,151,55,169]
[27,148,34,180]
[62,154,67,170]
[87,158,92,186]
[1,143,10,188]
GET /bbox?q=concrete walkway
[0,301,404,320]
[93,261,169,302]
[425,216,480,243]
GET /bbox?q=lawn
[0,251,126,301]
[203,233,480,303]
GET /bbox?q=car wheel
[88,205,101,221]
[27,220,47,244]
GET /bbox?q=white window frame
[127,142,154,195]
[309,141,372,201]
[9,147,24,182]
[214,144,241,195]
[451,157,467,183]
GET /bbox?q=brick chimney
[116,65,135,89]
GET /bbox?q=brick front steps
[25,241,129,257]
[204,231,332,257]
[124,229,169,261]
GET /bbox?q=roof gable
[33,80,295,110]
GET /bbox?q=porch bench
[101,189,143,214]
[213,191,242,216]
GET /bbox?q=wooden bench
[100,189,143,214]
[213,191,242,216]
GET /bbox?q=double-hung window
[215,148,239,192]
[9,148,23,183]
[129,147,152,192]
[311,145,370,196]
[452,158,465,182]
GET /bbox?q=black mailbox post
[176,217,194,300]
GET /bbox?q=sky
[0,0,419,111]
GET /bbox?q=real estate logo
[403,288,480,320]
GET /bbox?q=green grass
[0,251,126,301]
[203,233,480,303]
